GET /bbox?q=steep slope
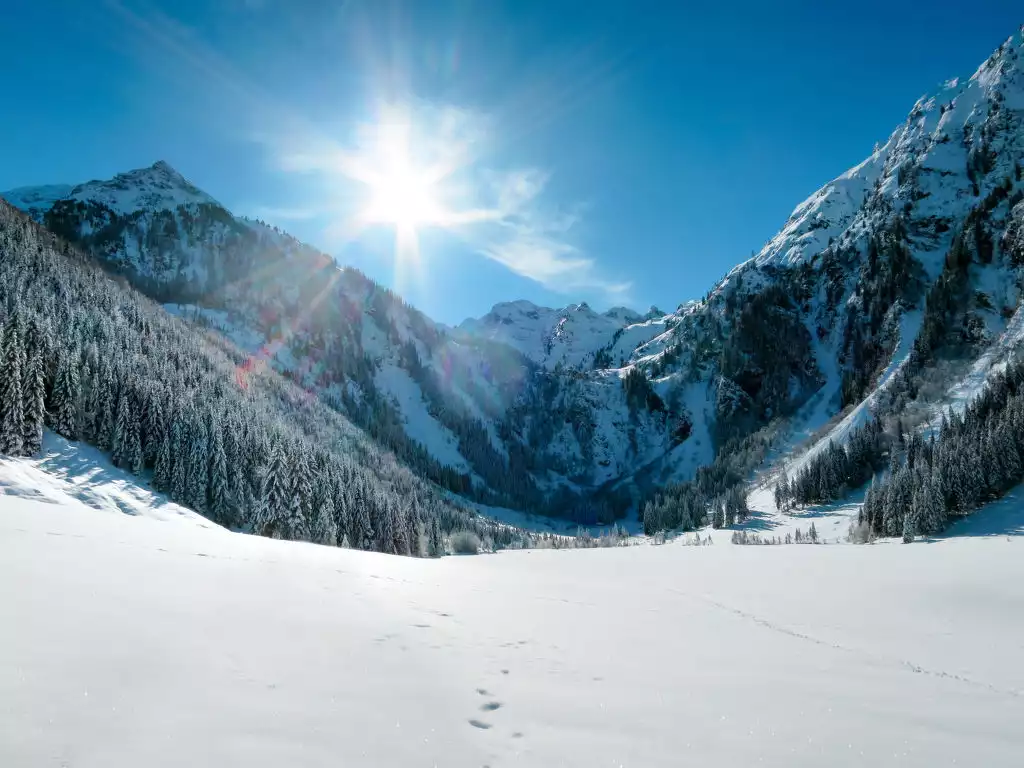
[636,29,1024,533]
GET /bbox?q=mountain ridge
[7,28,1024,530]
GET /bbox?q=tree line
[860,359,1024,540]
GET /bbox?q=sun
[357,116,448,231]
[327,104,484,293]
[361,157,444,230]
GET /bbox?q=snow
[0,183,73,220]
[374,363,471,472]
[0,431,213,529]
[740,485,863,545]
[921,299,1024,433]
[463,499,640,536]
[458,300,638,369]
[66,161,221,216]
[751,144,890,269]
[3,476,1024,766]
[163,303,266,352]
[786,309,923,479]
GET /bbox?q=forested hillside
[0,199,538,554]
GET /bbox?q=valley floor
[3,479,1024,766]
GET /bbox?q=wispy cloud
[461,167,631,296]
[270,103,628,298]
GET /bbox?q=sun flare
[362,160,443,230]
[356,115,447,232]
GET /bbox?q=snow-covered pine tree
[123,394,144,475]
[914,470,940,535]
[373,493,394,553]
[152,424,174,492]
[902,511,915,543]
[21,347,45,456]
[110,391,133,468]
[95,363,117,452]
[427,517,444,557]
[309,476,337,546]
[0,319,26,456]
[169,418,190,504]
[50,346,80,440]
[331,472,350,547]
[186,414,209,513]
[406,502,421,556]
[207,420,230,525]
[256,442,289,538]
[351,482,373,550]
[391,502,410,556]
[285,445,312,541]
[79,362,101,444]
[141,387,165,468]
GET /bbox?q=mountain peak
[64,161,221,216]
[150,159,181,177]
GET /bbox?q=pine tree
[80,363,101,443]
[331,474,350,546]
[96,365,117,452]
[373,495,393,553]
[169,418,190,504]
[286,446,311,541]
[21,349,45,455]
[351,485,373,550]
[141,390,165,468]
[0,321,26,456]
[125,401,143,476]
[50,348,80,440]
[405,505,420,556]
[427,517,444,557]
[310,477,338,545]
[110,392,134,468]
[391,503,410,556]
[186,418,208,513]
[153,428,174,492]
[207,422,230,525]
[256,443,289,538]
[902,511,915,543]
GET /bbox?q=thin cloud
[273,104,628,299]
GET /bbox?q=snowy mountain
[457,300,662,370]
[457,301,678,371]
[3,162,684,519]
[1,183,72,220]
[9,28,1024,531]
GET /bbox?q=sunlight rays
[106,0,633,301]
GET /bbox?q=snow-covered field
[3,451,1024,766]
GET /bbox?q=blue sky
[1,1,1022,324]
